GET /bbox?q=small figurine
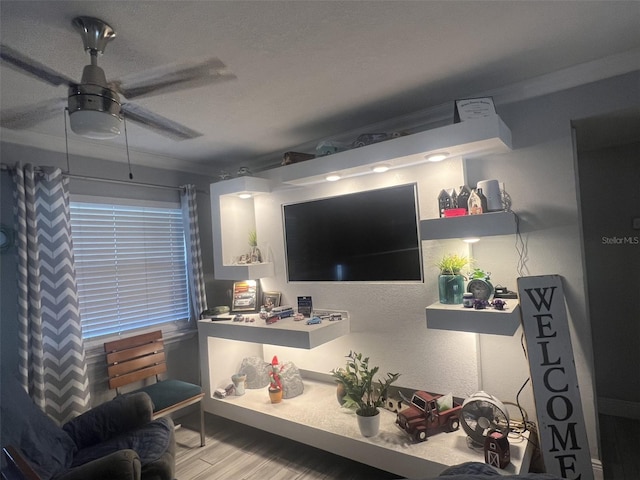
[473,299,490,310]
[491,299,507,311]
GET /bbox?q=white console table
[197,320,533,479]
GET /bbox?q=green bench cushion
[137,379,202,413]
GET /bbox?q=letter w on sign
[518,275,593,480]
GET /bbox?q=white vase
[356,409,381,437]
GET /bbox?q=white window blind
[70,200,190,339]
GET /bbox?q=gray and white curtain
[181,184,208,319]
[13,164,90,425]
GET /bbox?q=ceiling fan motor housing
[68,80,121,139]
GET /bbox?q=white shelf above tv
[425,301,521,336]
[420,211,517,240]
[261,115,512,186]
[210,176,274,280]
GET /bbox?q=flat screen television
[283,183,423,282]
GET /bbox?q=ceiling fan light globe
[69,110,121,139]
[68,84,122,139]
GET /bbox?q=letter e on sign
[518,275,593,480]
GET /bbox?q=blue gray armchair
[1,373,175,480]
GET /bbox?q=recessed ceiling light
[462,237,481,243]
[326,174,341,182]
[372,165,390,173]
[426,152,449,162]
[238,193,253,199]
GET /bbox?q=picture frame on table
[262,291,281,309]
[232,280,260,312]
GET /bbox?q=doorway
[573,108,640,479]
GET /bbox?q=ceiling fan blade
[121,102,202,141]
[112,57,236,99]
[0,44,76,87]
[0,98,67,129]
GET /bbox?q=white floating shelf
[426,301,521,336]
[261,115,512,186]
[216,262,275,280]
[211,176,272,197]
[420,211,517,240]
[197,314,350,349]
[201,378,532,479]
[211,177,274,280]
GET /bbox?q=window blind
[70,201,190,339]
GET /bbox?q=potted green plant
[436,253,469,304]
[248,230,263,263]
[331,351,400,437]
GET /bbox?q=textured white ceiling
[1,1,639,176]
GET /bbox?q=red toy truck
[396,391,462,442]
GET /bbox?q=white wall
[254,71,640,462]
[260,157,480,398]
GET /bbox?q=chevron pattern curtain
[181,184,208,319]
[13,164,90,425]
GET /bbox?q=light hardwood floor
[175,412,640,480]
[175,413,401,480]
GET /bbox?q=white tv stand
[197,320,532,479]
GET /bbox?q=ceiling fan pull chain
[63,107,71,174]
[124,116,133,180]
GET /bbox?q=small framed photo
[454,97,496,123]
[262,291,281,309]
[232,280,260,312]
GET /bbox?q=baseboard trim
[598,396,640,419]
[592,458,603,480]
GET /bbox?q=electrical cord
[513,211,529,277]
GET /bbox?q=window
[70,199,190,339]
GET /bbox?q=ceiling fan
[0,16,236,140]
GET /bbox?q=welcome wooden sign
[517,275,593,480]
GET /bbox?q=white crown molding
[252,48,640,172]
[3,48,639,175]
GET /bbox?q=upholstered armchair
[1,373,175,480]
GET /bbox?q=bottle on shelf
[476,188,489,213]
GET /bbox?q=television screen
[283,184,423,282]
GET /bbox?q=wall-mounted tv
[283,184,423,282]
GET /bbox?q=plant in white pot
[331,351,400,437]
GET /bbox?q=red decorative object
[396,391,462,442]
[443,208,467,217]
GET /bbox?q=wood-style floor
[175,413,401,480]
[175,413,639,480]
